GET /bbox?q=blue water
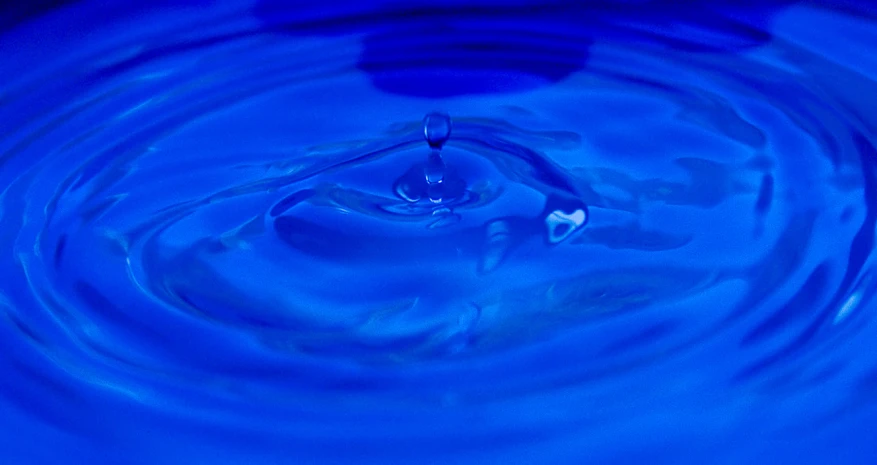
[2,1,877,463]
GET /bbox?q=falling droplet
[423,112,452,149]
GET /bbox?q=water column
[422,112,452,203]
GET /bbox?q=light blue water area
[1,1,877,463]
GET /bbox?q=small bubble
[423,112,452,149]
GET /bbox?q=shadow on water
[0,0,215,34]
[0,1,73,31]
[253,0,801,98]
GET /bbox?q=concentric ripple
[2,1,877,463]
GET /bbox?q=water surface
[2,1,877,463]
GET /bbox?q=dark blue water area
[3,0,877,463]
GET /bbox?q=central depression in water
[124,111,590,360]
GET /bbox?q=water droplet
[423,112,452,149]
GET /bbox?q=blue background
[2,1,877,463]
